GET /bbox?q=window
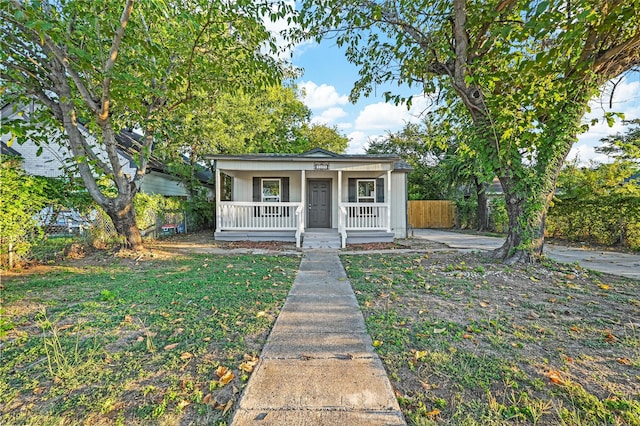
[262,178,281,215]
[357,179,376,203]
[261,179,281,202]
[221,173,233,201]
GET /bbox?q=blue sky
[290,38,640,164]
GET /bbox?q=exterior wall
[140,171,189,197]
[1,127,137,179]
[390,172,408,238]
[1,107,201,198]
[232,171,302,202]
[221,166,409,236]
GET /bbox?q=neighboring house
[0,102,213,198]
[208,148,412,248]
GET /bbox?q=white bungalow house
[208,148,412,248]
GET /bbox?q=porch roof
[207,148,412,172]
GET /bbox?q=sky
[290,38,640,165]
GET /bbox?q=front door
[308,179,331,228]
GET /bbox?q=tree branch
[99,0,135,122]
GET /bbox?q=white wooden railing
[218,202,302,230]
[341,203,390,230]
[338,205,347,248]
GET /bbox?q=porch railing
[218,202,302,230]
[340,203,390,231]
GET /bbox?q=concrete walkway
[231,249,406,425]
[414,229,640,280]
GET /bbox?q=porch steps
[302,229,342,249]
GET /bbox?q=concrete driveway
[413,229,640,280]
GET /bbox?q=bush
[0,156,48,267]
[547,162,640,250]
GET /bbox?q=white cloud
[346,131,369,154]
[353,95,431,132]
[310,107,348,125]
[566,144,611,165]
[570,76,640,165]
[299,81,349,109]
[262,0,298,59]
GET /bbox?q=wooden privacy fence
[408,200,455,229]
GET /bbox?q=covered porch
[209,149,409,248]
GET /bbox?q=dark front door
[308,179,331,228]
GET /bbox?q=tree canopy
[300,0,640,262]
[1,0,293,249]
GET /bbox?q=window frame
[261,178,281,203]
[356,179,376,203]
[261,178,281,216]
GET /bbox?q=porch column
[300,169,306,229]
[387,169,392,232]
[215,167,221,232]
[337,170,342,208]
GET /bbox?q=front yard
[1,251,300,425]
[343,251,640,425]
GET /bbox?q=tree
[367,118,493,230]
[299,123,349,153]
[367,122,450,200]
[300,0,640,262]
[1,0,290,250]
[596,119,640,162]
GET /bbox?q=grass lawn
[342,251,640,425]
[1,252,300,425]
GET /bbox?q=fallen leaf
[222,399,233,416]
[164,343,178,351]
[462,334,473,339]
[546,370,564,384]
[414,350,428,361]
[617,358,631,365]
[136,336,144,342]
[433,328,446,334]
[479,301,490,308]
[180,352,193,361]
[599,284,611,290]
[57,324,73,331]
[216,366,230,378]
[123,315,134,323]
[202,393,212,404]
[427,408,441,416]
[220,371,234,385]
[372,340,383,347]
[530,276,539,282]
[177,400,190,410]
[239,362,254,373]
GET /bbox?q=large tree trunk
[103,195,144,251]
[492,181,545,263]
[475,178,488,232]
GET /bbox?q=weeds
[343,252,639,425]
[2,253,299,424]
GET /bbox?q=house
[0,102,213,198]
[207,148,412,248]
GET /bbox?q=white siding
[140,172,189,197]
[390,172,408,238]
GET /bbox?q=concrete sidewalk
[231,250,405,425]
[414,229,640,280]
